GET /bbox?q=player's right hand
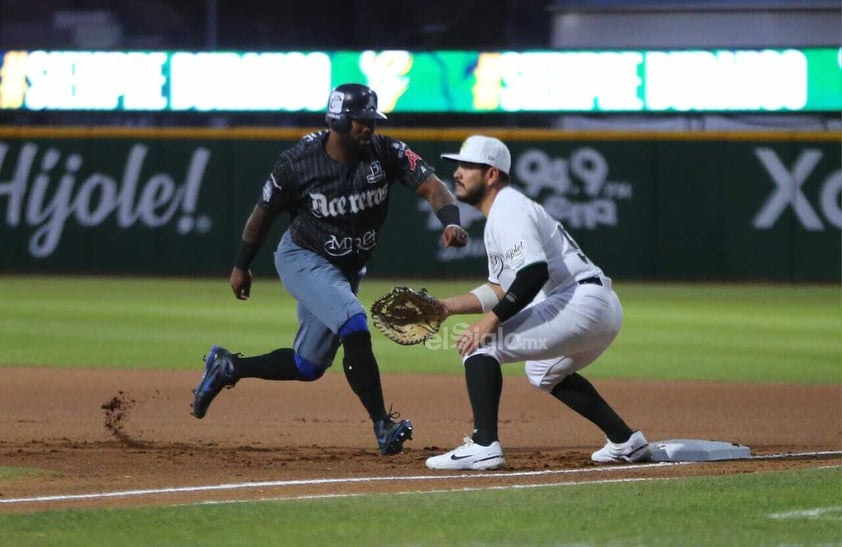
[433,297,451,322]
[230,267,253,300]
[441,225,469,248]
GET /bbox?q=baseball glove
[370,287,443,345]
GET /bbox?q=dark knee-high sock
[551,373,633,443]
[234,348,304,380]
[342,331,386,421]
[465,355,503,446]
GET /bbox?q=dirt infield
[0,367,839,513]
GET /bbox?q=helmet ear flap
[329,113,351,134]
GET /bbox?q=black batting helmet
[325,83,387,134]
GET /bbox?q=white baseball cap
[441,135,511,175]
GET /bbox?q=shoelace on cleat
[385,404,401,422]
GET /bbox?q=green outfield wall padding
[0,129,838,281]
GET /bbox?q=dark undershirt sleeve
[491,262,549,322]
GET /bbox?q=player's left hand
[441,225,469,248]
[456,312,501,357]
[230,267,253,300]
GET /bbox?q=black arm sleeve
[435,204,461,227]
[234,240,260,270]
[491,262,549,322]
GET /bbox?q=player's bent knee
[525,362,566,393]
[527,374,554,392]
[294,353,326,381]
[462,346,503,366]
[338,313,369,339]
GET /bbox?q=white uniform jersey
[474,185,622,391]
[484,186,603,299]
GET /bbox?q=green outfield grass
[1,467,840,546]
[0,276,839,384]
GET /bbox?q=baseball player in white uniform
[426,135,651,470]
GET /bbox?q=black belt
[578,276,603,286]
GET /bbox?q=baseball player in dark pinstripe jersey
[191,83,468,456]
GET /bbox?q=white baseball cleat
[591,430,652,463]
[426,437,506,470]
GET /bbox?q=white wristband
[470,284,500,313]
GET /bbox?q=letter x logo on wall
[752,148,824,231]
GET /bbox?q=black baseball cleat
[374,411,413,455]
[191,345,239,419]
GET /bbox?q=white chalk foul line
[197,477,658,506]
[184,461,842,508]
[0,450,837,507]
[0,462,680,505]
[750,450,841,460]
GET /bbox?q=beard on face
[354,138,372,155]
[341,131,372,157]
[457,182,485,205]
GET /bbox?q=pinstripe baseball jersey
[258,130,434,271]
